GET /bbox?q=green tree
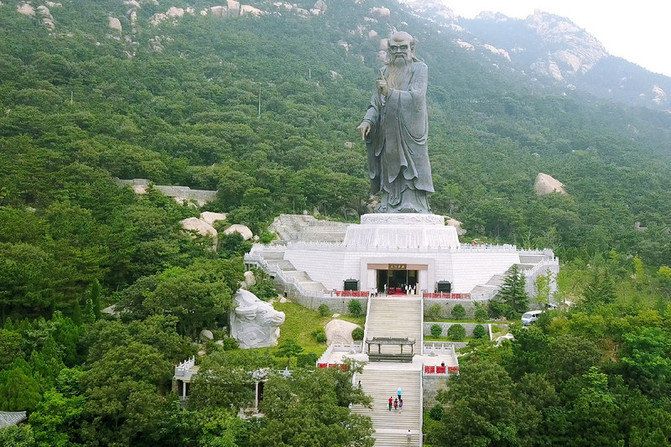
[89,278,102,321]
[0,361,43,411]
[472,324,487,339]
[28,389,85,447]
[430,324,443,338]
[81,342,173,445]
[582,269,617,309]
[0,424,36,447]
[429,359,522,446]
[496,265,529,317]
[275,339,304,369]
[189,366,255,411]
[447,324,466,341]
[534,273,552,307]
[620,327,671,396]
[474,305,489,322]
[348,299,362,316]
[427,303,442,320]
[318,304,330,317]
[250,369,373,447]
[451,304,466,320]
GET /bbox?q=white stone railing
[245,253,325,299]
[316,343,362,365]
[423,342,456,356]
[523,258,560,279]
[174,357,196,380]
[278,241,525,253]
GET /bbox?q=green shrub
[312,329,327,344]
[348,299,362,316]
[222,337,239,350]
[451,304,466,320]
[430,324,443,338]
[447,324,466,341]
[352,327,364,341]
[259,231,275,244]
[474,306,489,322]
[472,324,487,339]
[427,303,442,320]
[318,304,330,317]
[297,352,318,368]
[429,404,445,421]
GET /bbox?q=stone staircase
[351,296,423,446]
[256,250,327,294]
[365,297,422,355]
[268,214,349,243]
[353,364,422,446]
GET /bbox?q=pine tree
[583,269,616,307]
[72,298,83,326]
[83,297,95,325]
[496,265,529,316]
[89,279,102,320]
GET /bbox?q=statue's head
[230,289,286,349]
[387,31,415,64]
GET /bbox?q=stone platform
[344,214,459,249]
[246,214,558,302]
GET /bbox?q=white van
[521,310,543,325]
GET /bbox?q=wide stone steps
[257,250,285,260]
[265,259,295,270]
[486,274,505,286]
[365,298,422,355]
[256,251,327,294]
[352,367,421,447]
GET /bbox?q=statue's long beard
[387,56,411,89]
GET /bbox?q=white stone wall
[283,248,347,290]
[283,243,521,293]
[450,250,520,293]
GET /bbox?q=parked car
[521,310,543,325]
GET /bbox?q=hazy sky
[443,1,671,77]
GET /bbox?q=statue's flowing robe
[363,60,434,212]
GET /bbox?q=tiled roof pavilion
[0,411,27,429]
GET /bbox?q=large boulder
[180,217,217,239]
[17,3,35,16]
[242,270,256,288]
[534,173,567,196]
[230,289,285,349]
[200,211,227,226]
[324,319,362,346]
[446,217,467,235]
[200,329,214,341]
[108,17,122,34]
[224,224,253,240]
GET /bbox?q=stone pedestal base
[344,214,459,249]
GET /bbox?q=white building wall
[283,244,522,294]
[283,248,347,290]
[450,251,520,293]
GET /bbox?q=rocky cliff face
[523,11,608,80]
[425,8,671,111]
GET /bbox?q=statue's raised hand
[376,78,389,97]
[357,121,371,140]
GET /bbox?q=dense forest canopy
[1,0,671,445]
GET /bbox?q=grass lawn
[272,301,366,356]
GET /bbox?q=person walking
[394,398,398,411]
[388,396,393,411]
[397,387,402,400]
[399,397,403,410]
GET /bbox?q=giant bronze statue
[358,31,434,213]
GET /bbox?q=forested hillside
[2,0,671,445]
